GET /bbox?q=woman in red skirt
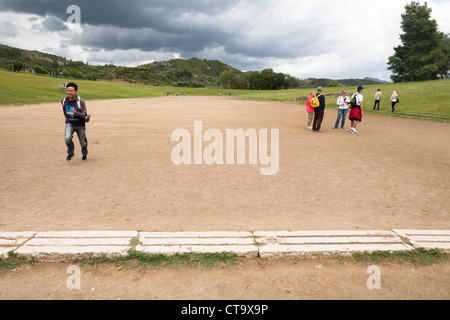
[349,86,364,134]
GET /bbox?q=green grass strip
[76,250,240,270]
[353,248,448,265]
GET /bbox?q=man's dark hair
[66,82,78,91]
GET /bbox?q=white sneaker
[307,126,312,130]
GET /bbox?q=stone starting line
[1,230,449,262]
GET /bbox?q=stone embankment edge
[0,230,449,262]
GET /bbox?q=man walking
[373,89,381,111]
[312,87,326,133]
[62,82,88,161]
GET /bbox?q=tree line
[219,68,301,90]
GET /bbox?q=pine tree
[388,1,448,82]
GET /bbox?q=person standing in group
[373,89,381,111]
[62,82,89,161]
[333,90,350,129]
[349,86,364,134]
[389,91,399,112]
[312,87,326,133]
[306,91,315,130]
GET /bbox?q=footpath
[1,230,449,262]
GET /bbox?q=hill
[141,58,238,87]
[0,44,236,87]
[0,43,387,89]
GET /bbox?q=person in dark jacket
[62,82,88,161]
[312,86,326,133]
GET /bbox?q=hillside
[0,43,387,89]
[141,58,238,87]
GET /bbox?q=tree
[13,61,23,72]
[219,70,237,89]
[50,59,59,78]
[388,1,448,82]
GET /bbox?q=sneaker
[341,127,345,129]
[307,126,312,130]
[66,155,73,161]
[82,155,87,161]
[332,127,338,129]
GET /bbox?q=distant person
[373,89,381,111]
[333,90,350,129]
[349,86,364,134]
[389,91,399,112]
[306,91,315,129]
[62,82,89,161]
[312,87,326,133]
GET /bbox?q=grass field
[1,70,449,118]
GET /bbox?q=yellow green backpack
[311,94,322,108]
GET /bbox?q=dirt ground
[0,96,449,300]
[1,259,449,300]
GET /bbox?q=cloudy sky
[0,0,449,81]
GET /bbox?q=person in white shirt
[389,91,399,112]
[349,86,364,134]
[333,90,350,129]
[373,89,381,111]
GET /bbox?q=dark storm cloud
[0,0,298,59]
[0,0,240,29]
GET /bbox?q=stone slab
[14,246,131,262]
[254,230,397,237]
[139,231,253,238]
[259,243,414,259]
[140,237,255,246]
[393,229,450,252]
[24,237,132,246]
[0,238,30,246]
[0,232,36,239]
[34,231,138,238]
[137,245,258,258]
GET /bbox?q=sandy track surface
[1,259,449,300]
[1,96,449,232]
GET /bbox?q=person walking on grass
[312,87,326,133]
[333,90,350,129]
[373,89,381,111]
[62,82,89,161]
[349,86,364,134]
[306,91,315,130]
[390,91,399,112]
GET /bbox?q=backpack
[63,96,91,122]
[350,94,358,108]
[311,94,322,108]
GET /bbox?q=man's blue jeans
[334,109,348,128]
[65,123,88,157]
